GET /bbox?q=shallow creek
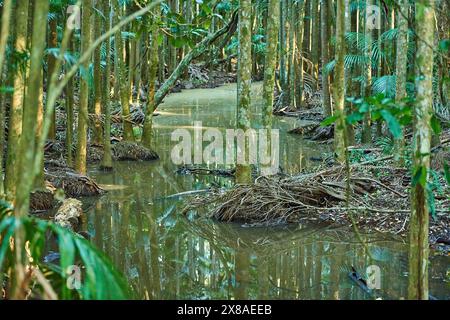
[85,83,449,299]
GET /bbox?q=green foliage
[320,114,339,126]
[430,114,442,135]
[0,202,131,300]
[427,169,448,219]
[444,163,450,185]
[345,94,412,139]
[372,75,396,98]
[438,39,450,53]
[412,165,427,188]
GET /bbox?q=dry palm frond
[184,165,449,244]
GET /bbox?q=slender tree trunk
[0,0,12,75]
[408,0,434,301]
[334,0,347,163]
[279,0,288,105]
[304,0,311,53]
[47,18,57,140]
[236,0,252,184]
[12,0,49,299]
[142,7,160,149]
[5,0,29,200]
[295,1,306,109]
[345,0,356,145]
[288,0,296,108]
[262,0,280,128]
[128,37,136,104]
[311,0,319,83]
[75,0,92,174]
[100,1,114,170]
[0,0,12,195]
[114,1,135,141]
[361,0,373,144]
[93,4,103,145]
[34,68,45,188]
[66,34,75,167]
[320,0,331,116]
[394,0,409,165]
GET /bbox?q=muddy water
[86,83,449,300]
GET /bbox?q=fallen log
[154,10,239,108]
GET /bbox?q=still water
[85,83,449,300]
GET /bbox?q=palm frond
[0,208,131,300]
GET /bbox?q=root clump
[185,164,449,245]
[112,141,159,161]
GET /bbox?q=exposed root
[45,169,104,197]
[87,145,104,163]
[184,165,449,244]
[30,188,55,212]
[112,141,159,161]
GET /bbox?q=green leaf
[412,166,427,187]
[320,115,339,126]
[444,163,450,184]
[346,112,364,124]
[380,109,402,139]
[430,115,442,135]
[438,39,450,52]
[0,210,131,300]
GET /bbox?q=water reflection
[85,84,449,300]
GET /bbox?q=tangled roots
[112,141,159,161]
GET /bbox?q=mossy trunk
[320,0,331,116]
[12,0,48,299]
[279,0,287,105]
[295,1,306,109]
[75,0,92,174]
[288,0,296,108]
[304,0,311,53]
[47,18,57,140]
[101,1,113,170]
[0,0,12,195]
[65,34,75,167]
[114,1,135,142]
[5,0,29,200]
[345,0,355,145]
[236,0,252,184]
[394,0,409,165]
[408,0,434,300]
[311,0,319,84]
[361,0,373,144]
[142,7,160,149]
[34,68,45,188]
[262,0,280,128]
[93,6,103,146]
[334,0,347,163]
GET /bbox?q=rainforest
[0,0,449,301]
